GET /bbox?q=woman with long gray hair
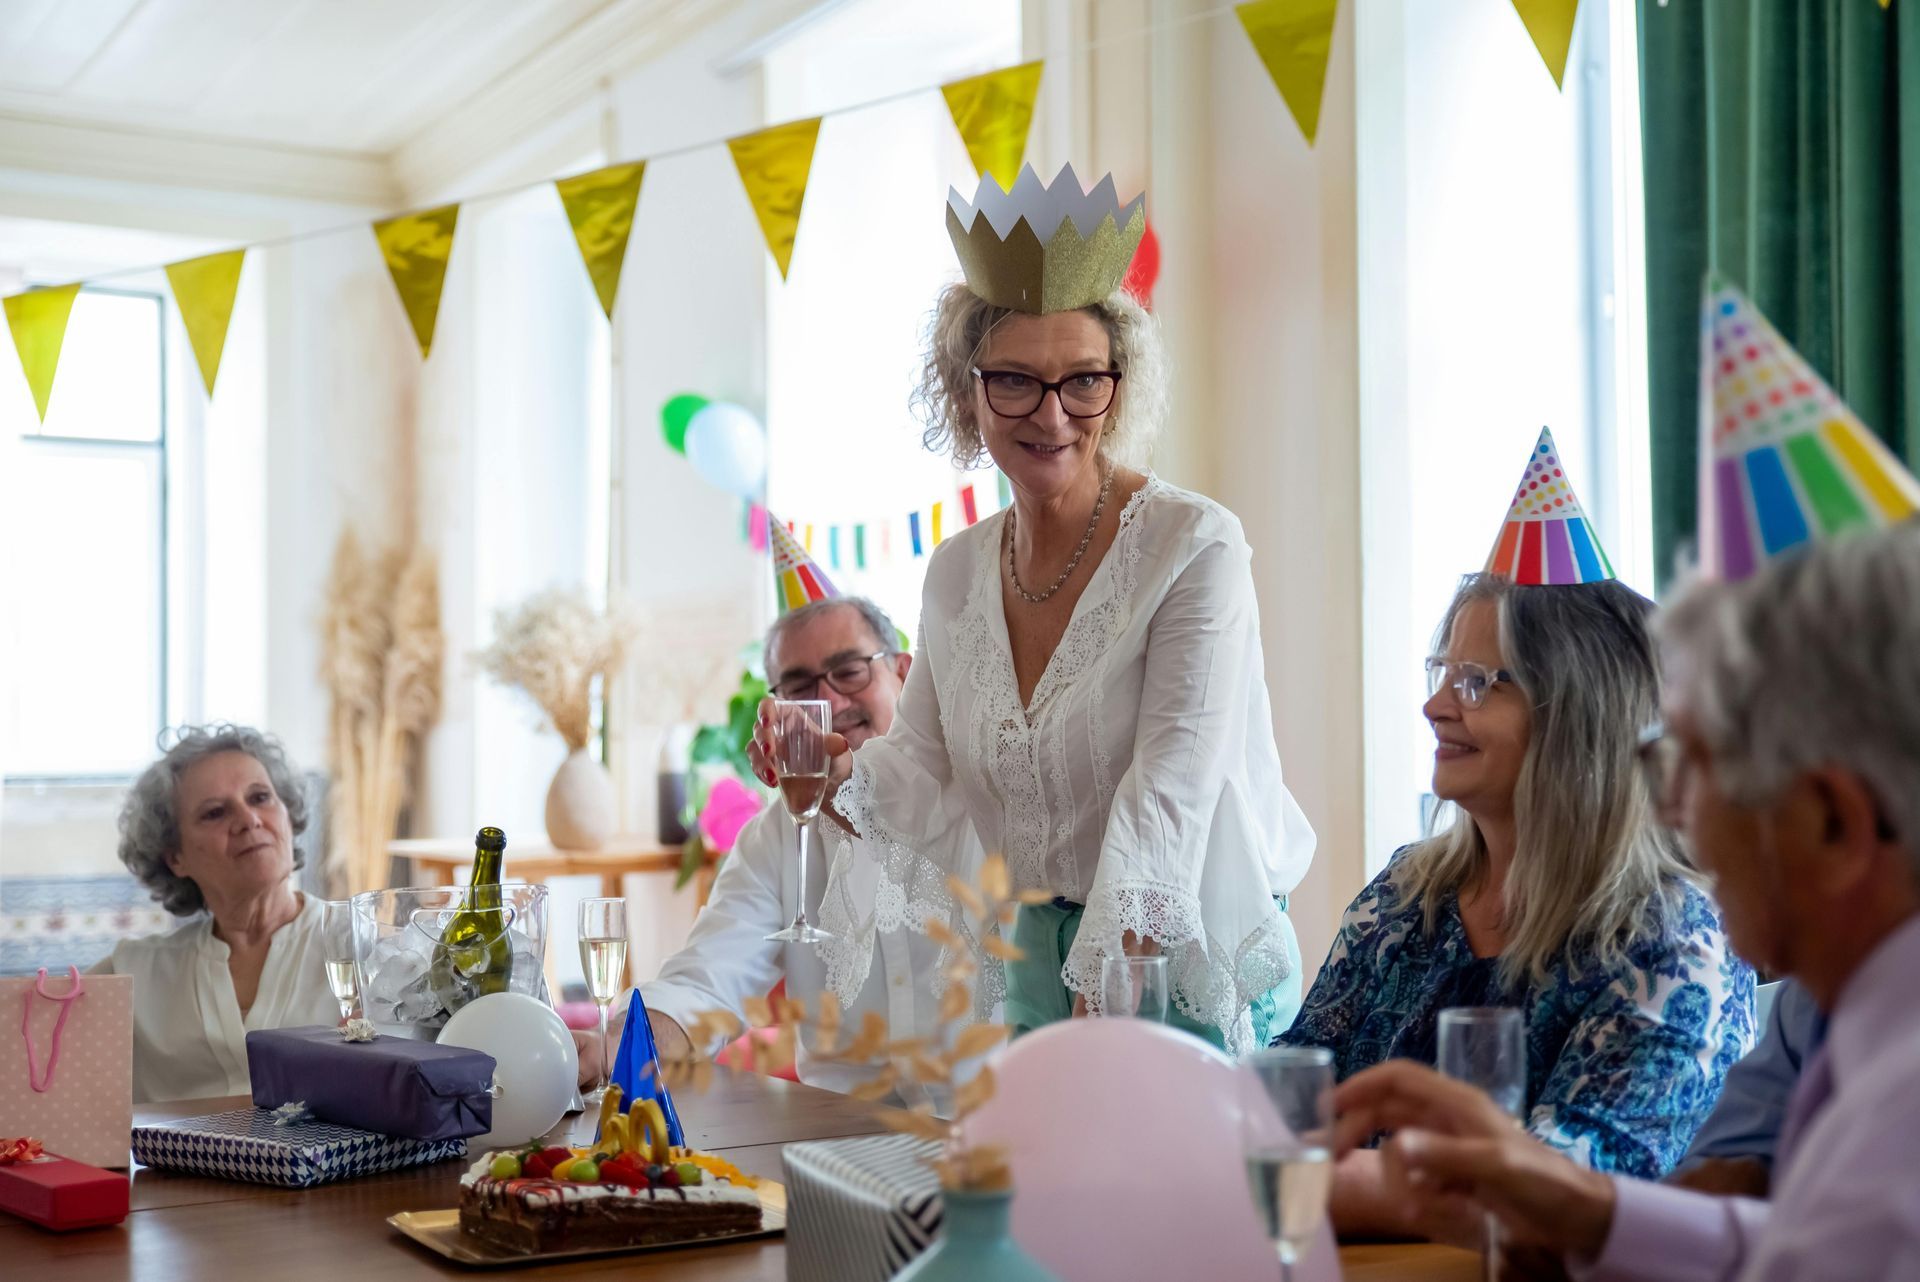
[1275,574,1754,1239]
[93,724,339,1102]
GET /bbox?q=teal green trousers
[1004,899,1303,1052]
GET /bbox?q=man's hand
[1333,1061,1618,1260]
[571,1009,695,1091]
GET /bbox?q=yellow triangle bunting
[3,283,82,422]
[940,61,1044,190]
[1235,0,1339,146]
[554,161,647,319]
[372,204,460,358]
[165,249,246,396]
[1511,0,1581,89]
[727,118,823,281]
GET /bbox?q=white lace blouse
[828,477,1316,1053]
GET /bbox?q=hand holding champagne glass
[1438,1007,1526,1282]
[763,699,837,944]
[577,896,630,1105]
[320,899,359,1024]
[1242,1047,1335,1282]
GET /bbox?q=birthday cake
[457,1091,763,1254]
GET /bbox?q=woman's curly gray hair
[911,284,1169,470]
[117,723,310,916]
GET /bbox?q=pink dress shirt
[1576,912,1920,1281]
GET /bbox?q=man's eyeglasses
[971,367,1122,419]
[770,652,892,702]
[1424,657,1514,711]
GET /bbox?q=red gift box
[0,1152,129,1231]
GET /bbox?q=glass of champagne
[1438,1007,1526,1282]
[1242,1046,1335,1282]
[577,896,630,1105]
[320,899,359,1025]
[1097,955,1169,1021]
[764,699,837,944]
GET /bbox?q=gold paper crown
[945,164,1146,315]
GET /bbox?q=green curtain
[1639,0,1920,590]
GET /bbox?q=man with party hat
[1485,426,1616,585]
[575,526,976,1102]
[1699,276,1920,580]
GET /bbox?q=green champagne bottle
[430,826,515,1013]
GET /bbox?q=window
[762,0,1025,640]
[2,289,168,779]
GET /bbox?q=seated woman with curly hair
[93,724,339,1102]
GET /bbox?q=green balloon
[661,393,710,455]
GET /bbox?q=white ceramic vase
[545,748,616,850]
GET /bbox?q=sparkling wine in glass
[765,699,837,944]
[577,896,630,1105]
[1242,1046,1335,1282]
[1098,954,1169,1021]
[320,899,360,1023]
[1438,1007,1526,1282]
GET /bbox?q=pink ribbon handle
[22,966,85,1093]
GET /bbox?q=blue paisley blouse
[1275,852,1755,1178]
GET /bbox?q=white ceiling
[0,0,630,155]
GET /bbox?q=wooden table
[7,1071,1479,1280]
[388,837,687,901]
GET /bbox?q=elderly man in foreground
[1333,522,1920,1281]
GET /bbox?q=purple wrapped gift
[246,1026,495,1141]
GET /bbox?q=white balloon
[438,992,579,1149]
[684,401,767,499]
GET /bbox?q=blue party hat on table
[606,988,685,1147]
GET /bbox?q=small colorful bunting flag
[3,283,81,422]
[931,501,945,547]
[727,118,823,281]
[165,249,246,396]
[909,512,924,556]
[940,61,1044,190]
[1699,278,1920,582]
[770,515,838,614]
[1235,0,1340,146]
[555,161,647,319]
[961,484,979,526]
[1511,0,1581,90]
[372,205,460,359]
[1485,427,1615,585]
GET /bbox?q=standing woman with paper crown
[750,165,1317,1053]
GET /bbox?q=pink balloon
[962,1019,1340,1282]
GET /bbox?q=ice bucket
[350,884,550,1040]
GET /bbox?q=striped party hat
[770,515,838,614]
[1485,427,1614,585]
[1700,278,1920,581]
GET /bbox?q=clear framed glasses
[971,367,1122,419]
[769,651,890,703]
[1425,657,1515,710]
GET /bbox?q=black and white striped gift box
[131,1107,466,1188]
[783,1134,945,1281]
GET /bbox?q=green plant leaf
[674,834,708,891]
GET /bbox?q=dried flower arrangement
[318,531,443,895]
[473,588,640,751]
[648,854,1049,1192]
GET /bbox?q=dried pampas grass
[474,588,638,752]
[319,531,443,896]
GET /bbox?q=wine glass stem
[1484,1212,1501,1282]
[792,817,812,931]
[596,1000,611,1092]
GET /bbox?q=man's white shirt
[641,802,963,1102]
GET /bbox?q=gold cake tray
[387,1181,787,1269]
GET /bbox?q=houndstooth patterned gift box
[783,1134,944,1282]
[131,1107,465,1188]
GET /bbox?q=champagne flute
[1242,1046,1335,1282]
[1097,955,1169,1021]
[764,699,837,944]
[577,896,630,1105]
[1438,1007,1526,1282]
[320,899,360,1024]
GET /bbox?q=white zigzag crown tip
[946,163,1145,242]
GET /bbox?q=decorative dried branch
[473,588,639,751]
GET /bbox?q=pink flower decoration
[698,776,764,854]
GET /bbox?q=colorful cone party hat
[1485,427,1615,585]
[1699,278,1920,581]
[771,516,838,614]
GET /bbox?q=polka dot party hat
[770,514,839,614]
[1485,427,1615,585]
[1699,277,1920,581]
